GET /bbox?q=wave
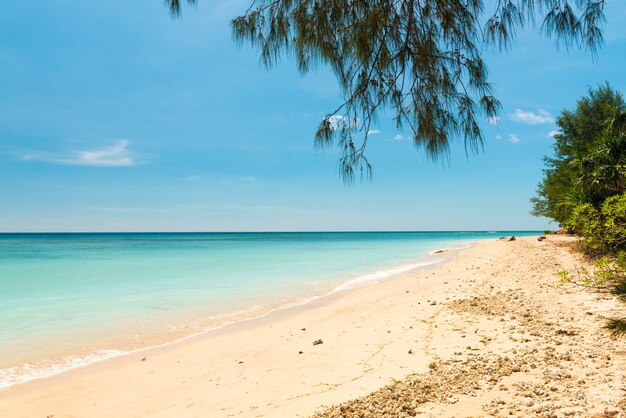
[0,349,123,390]
[332,260,439,292]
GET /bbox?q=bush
[565,193,626,255]
[601,194,626,251]
[565,203,603,254]
[562,196,626,338]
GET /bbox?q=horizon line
[0,229,545,234]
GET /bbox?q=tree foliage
[532,85,626,224]
[544,88,626,338]
[166,0,196,17]
[565,193,626,255]
[167,0,607,182]
[577,122,626,206]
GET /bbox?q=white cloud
[367,129,381,136]
[22,140,139,167]
[511,109,554,125]
[72,140,134,166]
[509,134,521,144]
[495,134,503,140]
[325,115,362,131]
[327,115,345,130]
[486,116,500,125]
[392,134,404,141]
[548,130,559,138]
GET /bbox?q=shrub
[565,203,603,254]
[601,194,626,251]
[565,193,626,255]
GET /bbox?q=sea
[0,231,539,389]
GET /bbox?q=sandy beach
[1,235,625,417]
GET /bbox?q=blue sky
[1,1,625,232]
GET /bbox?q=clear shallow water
[0,231,538,388]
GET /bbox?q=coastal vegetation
[531,85,626,228]
[533,85,626,337]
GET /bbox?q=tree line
[534,84,626,337]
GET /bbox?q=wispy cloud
[22,140,140,167]
[509,134,521,144]
[392,134,404,141]
[548,130,559,138]
[185,175,202,181]
[510,109,554,125]
[235,176,257,182]
[495,134,503,140]
[486,116,500,125]
[367,129,381,136]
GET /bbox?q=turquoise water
[0,231,538,388]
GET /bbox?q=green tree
[576,111,626,206]
[167,0,606,181]
[551,95,626,339]
[532,85,626,224]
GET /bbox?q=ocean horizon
[0,231,539,389]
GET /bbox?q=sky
[1,1,625,232]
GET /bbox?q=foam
[333,260,438,292]
[0,349,124,390]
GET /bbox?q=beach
[1,235,625,417]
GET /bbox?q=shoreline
[0,239,475,391]
[3,235,624,417]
